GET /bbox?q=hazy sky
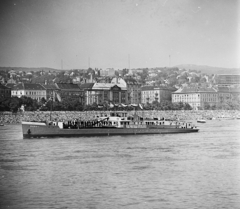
[0,0,239,69]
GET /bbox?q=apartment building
[11,83,46,101]
[55,83,84,103]
[111,76,141,104]
[172,87,218,110]
[141,85,176,104]
[79,82,127,105]
[216,74,240,87]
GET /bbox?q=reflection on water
[0,121,240,209]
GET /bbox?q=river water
[0,120,240,209]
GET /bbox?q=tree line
[1,96,240,112]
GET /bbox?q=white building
[100,68,115,77]
[172,87,218,110]
[11,83,47,101]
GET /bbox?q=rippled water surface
[0,120,240,209]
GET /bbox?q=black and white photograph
[0,0,239,208]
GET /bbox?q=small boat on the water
[197,119,206,123]
[0,124,4,126]
[21,111,199,138]
[217,115,235,120]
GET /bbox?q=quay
[1,110,240,125]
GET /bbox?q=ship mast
[50,90,53,121]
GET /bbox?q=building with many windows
[217,86,240,103]
[141,85,176,104]
[79,82,127,105]
[229,87,240,101]
[111,76,141,104]
[100,68,115,77]
[172,87,218,110]
[41,84,59,102]
[216,74,240,87]
[11,83,46,101]
[55,83,84,103]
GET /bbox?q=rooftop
[78,83,94,90]
[12,83,46,90]
[41,84,58,90]
[141,85,176,91]
[56,83,80,90]
[173,87,217,94]
[0,83,11,90]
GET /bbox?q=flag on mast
[131,104,138,107]
[56,92,61,102]
[109,103,114,108]
[20,105,25,112]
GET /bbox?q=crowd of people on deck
[61,118,111,129]
[0,110,240,125]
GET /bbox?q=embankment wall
[1,110,240,124]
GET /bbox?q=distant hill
[0,67,62,72]
[175,64,240,75]
[1,65,240,75]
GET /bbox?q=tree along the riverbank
[0,96,84,112]
[1,96,240,112]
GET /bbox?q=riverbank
[1,110,240,124]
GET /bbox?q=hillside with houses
[0,65,240,112]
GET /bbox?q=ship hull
[22,123,199,139]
